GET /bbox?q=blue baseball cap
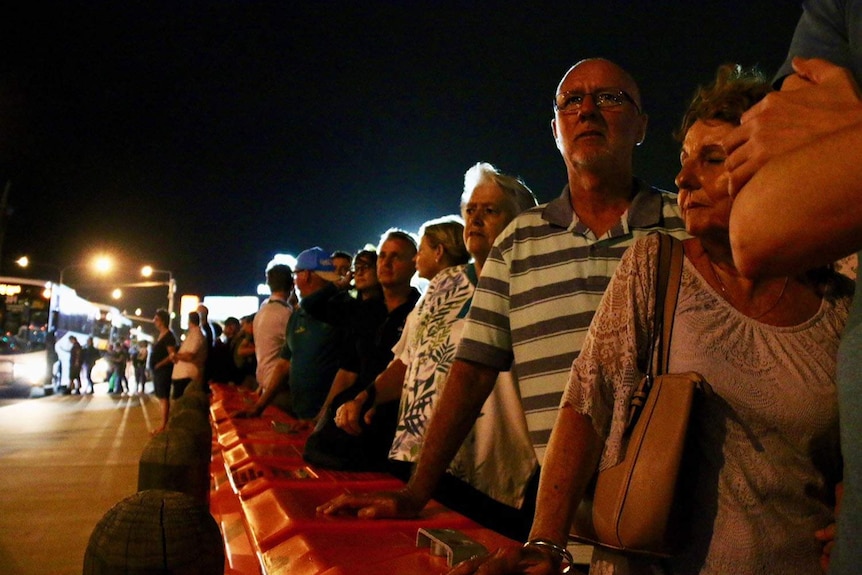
[294,247,340,281]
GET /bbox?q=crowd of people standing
[314,2,860,572]
[101,2,862,573]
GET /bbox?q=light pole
[140,266,175,326]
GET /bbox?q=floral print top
[389,264,476,461]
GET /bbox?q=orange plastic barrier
[210,385,260,422]
[222,439,305,470]
[228,459,403,499]
[215,414,310,450]
[210,450,262,575]
[240,485,476,553]
[261,526,516,575]
[261,528,416,575]
[207,383,519,575]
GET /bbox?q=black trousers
[171,377,191,400]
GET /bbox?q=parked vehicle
[0,277,130,390]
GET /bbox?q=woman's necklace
[708,259,789,320]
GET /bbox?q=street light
[14,256,61,282]
[59,255,114,286]
[94,256,113,274]
[140,266,175,325]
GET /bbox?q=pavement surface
[0,383,161,575]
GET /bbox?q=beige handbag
[571,234,708,557]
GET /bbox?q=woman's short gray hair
[461,162,538,216]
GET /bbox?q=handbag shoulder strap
[627,234,684,427]
[653,233,685,377]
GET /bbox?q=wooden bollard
[174,388,210,414]
[83,489,223,574]
[169,408,212,457]
[137,428,209,506]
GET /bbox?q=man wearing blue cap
[239,246,347,422]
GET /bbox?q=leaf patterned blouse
[389,263,477,462]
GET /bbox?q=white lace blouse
[562,234,850,575]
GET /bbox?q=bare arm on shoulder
[730,119,862,276]
[723,58,862,277]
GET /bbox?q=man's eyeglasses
[554,89,641,114]
[352,264,371,274]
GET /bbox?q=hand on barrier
[230,406,261,419]
[815,482,843,573]
[446,545,557,575]
[334,398,366,436]
[363,404,377,426]
[291,419,315,433]
[316,487,425,519]
[816,522,837,573]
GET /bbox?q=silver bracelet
[523,539,573,573]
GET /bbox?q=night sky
[0,2,803,312]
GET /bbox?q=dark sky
[0,1,803,310]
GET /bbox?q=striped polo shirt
[456,180,687,463]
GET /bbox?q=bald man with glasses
[320,58,687,546]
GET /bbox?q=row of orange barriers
[208,383,517,575]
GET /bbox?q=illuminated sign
[180,295,201,330]
[0,284,23,296]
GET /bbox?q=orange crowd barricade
[208,383,518,575]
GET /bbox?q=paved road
[0,382,45,406]
[0,384,160,575]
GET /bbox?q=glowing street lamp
[94,256,113,274]
[111,288,122,300]
[59,255,114,286]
